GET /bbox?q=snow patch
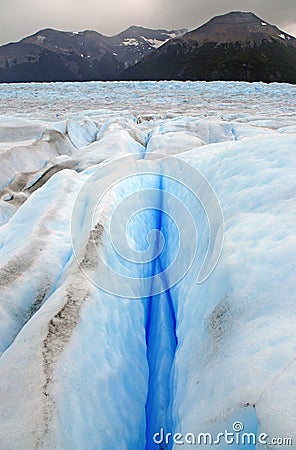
[121,38,139,46]
[141,36,167,48]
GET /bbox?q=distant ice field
[0,80,295,121]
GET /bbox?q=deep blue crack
[144,173,178,450]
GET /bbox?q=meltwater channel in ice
[0,81,295,449]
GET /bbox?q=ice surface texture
[0,81,295,449]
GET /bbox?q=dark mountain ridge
[0,26,185,82]
[0,12,295,83]
[124,12,296,83]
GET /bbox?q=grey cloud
[0,0,295,45]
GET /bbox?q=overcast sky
[1,0,296,45]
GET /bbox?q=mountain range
[125,12,296,83]
[0,11,296,83]
[0,27,186,82]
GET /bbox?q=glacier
[0,81,295,450]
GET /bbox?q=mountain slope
[106,26,186,68]
[0,27,185,82]
[124,12,296,83]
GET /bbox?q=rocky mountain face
[0,27,185,82]
[106,26,186,68]
[124,12,296,83]
[0,12,295,83]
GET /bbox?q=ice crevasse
[0,113,295,450]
